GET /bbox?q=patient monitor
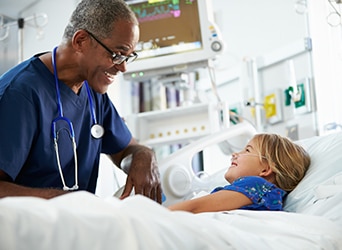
[124,0,224,80]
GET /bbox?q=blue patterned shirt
[211,176,287,211]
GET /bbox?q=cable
[207,60,222,103]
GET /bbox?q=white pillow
[284,132,342,213]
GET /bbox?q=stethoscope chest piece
[91,124,104,139]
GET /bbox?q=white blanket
[2,131,342,250]
[1,191,341,250]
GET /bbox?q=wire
[207,60,222,103]
[205,59,258,131]
[230,112,256,130]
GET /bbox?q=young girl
[168,133,311,213]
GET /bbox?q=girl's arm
[168,190,252,213]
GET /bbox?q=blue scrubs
[0,55,132,193]
[211,176,287,211]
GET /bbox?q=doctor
[0,0,162,203]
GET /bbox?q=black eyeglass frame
[86,30,138,65]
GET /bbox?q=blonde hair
[252,133,311,192]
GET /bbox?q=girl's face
[224,137,270,183]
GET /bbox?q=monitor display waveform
[131,1,181,23]
[124,0,223,76]
[128,0,202,62]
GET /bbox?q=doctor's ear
[71,30,89,50]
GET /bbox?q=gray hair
[63,0,138,40]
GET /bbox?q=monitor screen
[124,0,223,80]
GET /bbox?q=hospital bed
[1,122,341,250]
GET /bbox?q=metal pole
[17,18,24,63]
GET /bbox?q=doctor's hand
[120,148,162,204]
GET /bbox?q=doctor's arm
[109,138,162,203]
[0,169,67,199]
[168,190,252,213]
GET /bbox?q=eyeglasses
[86,30,138,65]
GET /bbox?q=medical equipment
[124,0,224,81]
[51,46,104,191]
[0,13,48,62]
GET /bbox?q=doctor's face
[84,21,139,94]
[224,138,269,183]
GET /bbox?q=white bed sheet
[1,191,341,250]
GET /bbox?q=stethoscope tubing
[51,46,104,191]
[84,80,98,125]
[51,47,98,139]
[52,46,64,118]
[51,46,79,191]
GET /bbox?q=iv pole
[0,13,48,63]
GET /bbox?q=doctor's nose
[115,61,127,73]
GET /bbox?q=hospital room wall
[210,0,307,70]
[21,0,78,59]
[0,22,17,74]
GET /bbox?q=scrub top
[0,55,132,193]
[211,176,287,211]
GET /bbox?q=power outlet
[263,89,283,124]
[294,83,306,108]
[294,78,312,115]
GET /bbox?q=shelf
[126,102,230,147]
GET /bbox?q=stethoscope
[51,46,104,191]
